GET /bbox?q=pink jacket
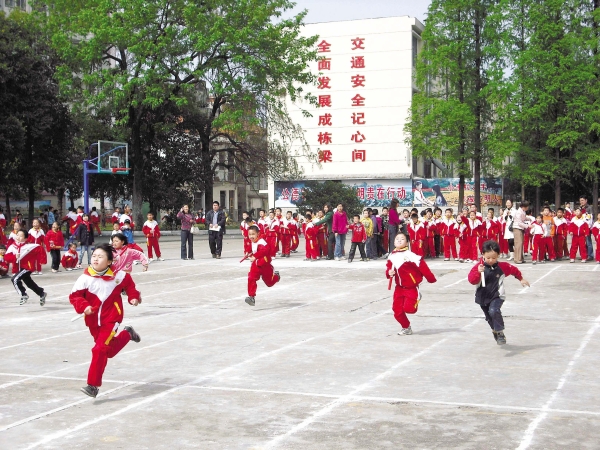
[112,245,148,273]
[332,211,349,234]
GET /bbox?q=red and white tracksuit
[0,213,6,229]
[257,217,269,236]
[240,220,254,255]
[483,219,500,243]
[553,217,568,259]
[466,219,482,260]
[386,248,437,328]
[90,211,102,235]
[111,212,120,224]
[407,222,426,256]
[439,218,457,259]
[27,228,47,272]
[69,268,140,387]
[266,218,280,258]
[247,238,280,297]
[569,217,590,260]
[4,243,45,297]
[289,220,300,252]
[592,222,600,262]
[62,249,78,269]
[457,222,469,260]
[529,223,552,262]
[317,223,328,257]
[303,222,319,260]
[280,218,292,256]
[142,220,162,259]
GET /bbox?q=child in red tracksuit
[407,214,426,256]
[280,211,293,258]
[290,213,300,253]
[266,211,280,258]
[244,225,280,306]
[529,216,547,264]
[386,233,437,335]
[348,214,368,262]
[241,215,255,256]
[440,209,458,260]
[303,215,319,261]
[456,216,469,262]
[591,213,600,264]
[70,243,141,398]
[569,207,590,263]
[61,243,79,270]
[468,240,530,345]
[553,208,568,260]
[4,229,47,306]
[423,209,436,258]
[0,245,9,277]
[483,210,500,244]
[142,212,163,261]
[466,212,482,262]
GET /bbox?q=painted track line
[515,314,600,450]
[518,265,560,294]
[262,318,480,449]
[443,277,468,288]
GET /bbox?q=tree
[44,0,318,226]
[406,0,502,209]
[299,181,363,218]
[0,11,76,222]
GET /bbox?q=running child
[4,229,47,306]
[142,212,163,261]
[120,219,135,244]
[28,219,47,275]
[244,225,281,306]
[348,214,368,262]
[62,242,79,270]
[46,221,65,273]
[468,240,530,345]
[386,233,437,335]
[111,233,148,273]
[69,243,141,398]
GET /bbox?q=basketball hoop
[111,168,128,174]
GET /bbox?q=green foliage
[299,181,363,218]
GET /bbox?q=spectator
[579,196,595,261]
[205,201,226,259]
[46,208,55,227]
[502,199,517,261]
[313,203,334,260]
[388,198,401,254]
[177,205,195,260]
[512,200,530,264]
[332,203,349,261]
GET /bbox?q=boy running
[245,225,281,306]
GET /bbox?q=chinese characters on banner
[316,37,368,163]
[274,180,414,208]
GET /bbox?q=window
[412,36,418,68]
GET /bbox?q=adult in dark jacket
[312,203,335,259]
[177,205,195,260]
[75,214,95,267]
[205,201,226,259]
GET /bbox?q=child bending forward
[386,233,437,335]
[468,240,530,345]
[69,244,141,398]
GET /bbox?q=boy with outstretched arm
[386,233,437,336]
[245,225,280,306]
[468,240,530,345]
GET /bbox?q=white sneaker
[582,260,587,263]
[335,257,340,261]
[67,268,73,271]
[398,326,413,336]
[444,258,450,261]
[32,271,38,275]
[157,257,164,261]
[570,259,575,263]
[466,259,472,263]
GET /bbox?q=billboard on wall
[274,179,413,209]
[412,177,503,208]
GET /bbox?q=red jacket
[408,222,426,243]
[483,219,500,240]
[250,238,271,267]
[45,230,65,250]
[554,217,568,236]
[439,218,457,237]
[568,218,590,237]
[350,223,367,243]
[4,243,42,273]
[385,248,437,288]
[142,220,161,238]
[69,268,140,328]
[466,219,482,237]
[267,219,279,238]
[27,228,46,247]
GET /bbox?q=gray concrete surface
[0,238,598,449]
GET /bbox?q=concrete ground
[0,237,599,449]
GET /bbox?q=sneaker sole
[245,298,255,306]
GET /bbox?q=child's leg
[20,271,44,296]
[261,263,279,288]
[570,237,578,259]
[487,298,505,331]
[11,270,28,296]
[596,239,600,262]
[531,236,539,262]
[88,323,131,387]
[469,237,478,260]
[147,238,154,259]
[545,237,556,260]
[364,237,372,259]
[580,237,588,260]
[451,238,458,258]
[392,289,411,328]
[358,242,367,259]
[153,239,161,258]
[348,242,357,261]
[248,265,261,297]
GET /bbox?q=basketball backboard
[97,141,129,174]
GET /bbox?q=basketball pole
[83,159,92,214]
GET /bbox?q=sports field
[0,238,598,449]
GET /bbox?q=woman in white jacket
[502,199,517,260]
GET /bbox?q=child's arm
[467,262,483,285]
[122,273,141,306]
[386,259,395,279]
[417,259,437,283]
[253,243,270,267]
[498,262,530,287]
[69,288,93,314]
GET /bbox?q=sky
[283,0,432,24]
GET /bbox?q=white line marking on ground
[515,314,600,450]
[594,264,599,272]
[518,265,560,294]
[262,318,480,449]
[3,372,600,418]
[444,277,468,288]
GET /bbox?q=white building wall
[269,16,423,207]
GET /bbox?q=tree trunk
[201,132,214,207]
[5,194,11,223]
[473,3,483,210]
[535,186,540,213]
[458,174,465,211]
[57,188,64,218]
[28,183,35,229]
[521,183,525,202]
[131,117,145,228]
[593,179,599,217]
[554,177,561,210]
